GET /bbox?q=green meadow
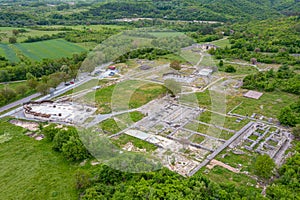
[0,120,78,199]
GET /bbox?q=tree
[0,87,16,102]
[253,154,275,179]
[164,79,181,97]
[170,61,181,70]
[74,170,91,190]
[26,72,38,89]
[250,58,257,65]
[225,65,236,73]
[292,126,300,140]
[8,37,17,44]
[36,82,49,95]
[42,124,59,141]
[53,127,77,151]
[0,70,10,82]
[218,60,224,67]
[12,29,19,36]
[48,74,61,89]
[62,136,89,161]
[60,72,70,83]
[15,84,28,95]
[278,107,297,127]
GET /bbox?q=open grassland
[0,39,86,62]
[0,120,78,199]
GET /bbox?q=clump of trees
[253,154,275,179]
[278,99,300,127]
[42,124,90,161]
[225,65,236,73]
[242,65,300,94]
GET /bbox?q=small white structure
[243,90,263,100]
[198,69,213,77]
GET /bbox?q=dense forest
[211,17,300,65]
[0,0,299,26]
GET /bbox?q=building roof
[243,90,263,99]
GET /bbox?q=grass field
[0,27,65,43]
[0,44,19,63]
[13,39,86,61]
[0,39,86,62]
[0,120,78,199]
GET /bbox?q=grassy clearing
[180,90,212,109]
[199,166,258,188]
[227,91,299,118]
[182,90,299,119]
[115,111,145,127]
[112,134,157,152]
[219,63,258,75]
[216,151,256,172]
[84,80,166,114]
[0,120,78,199]
[99,118,123,136]
[210,38,231,48]
[200,55,217,66]
[180,50,201,65]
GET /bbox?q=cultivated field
[0,39,86,62]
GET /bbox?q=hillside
[0,0,299,26]
[84,0,300,22]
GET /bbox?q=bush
[225,65,236,73]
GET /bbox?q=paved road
[0,76,93,119]
[0,93,41,113]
